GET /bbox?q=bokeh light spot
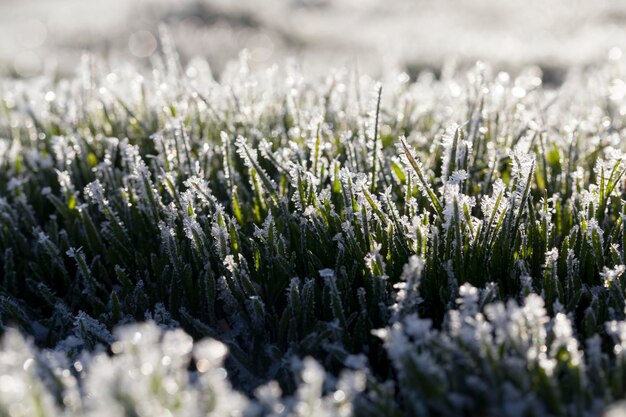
[128,30,157,58]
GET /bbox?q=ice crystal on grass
[6,49,626,416]
[378,292,609,416]
[81,323,250,417]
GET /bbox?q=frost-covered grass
[4,46,626,415]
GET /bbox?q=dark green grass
[2,52,626,415]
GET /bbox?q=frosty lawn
[2,50,626,416]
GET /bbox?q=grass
[2,48,626,415]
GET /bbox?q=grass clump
[3,49,626,415]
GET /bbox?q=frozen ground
[2,0,626,79]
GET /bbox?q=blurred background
[1,0,625,80]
